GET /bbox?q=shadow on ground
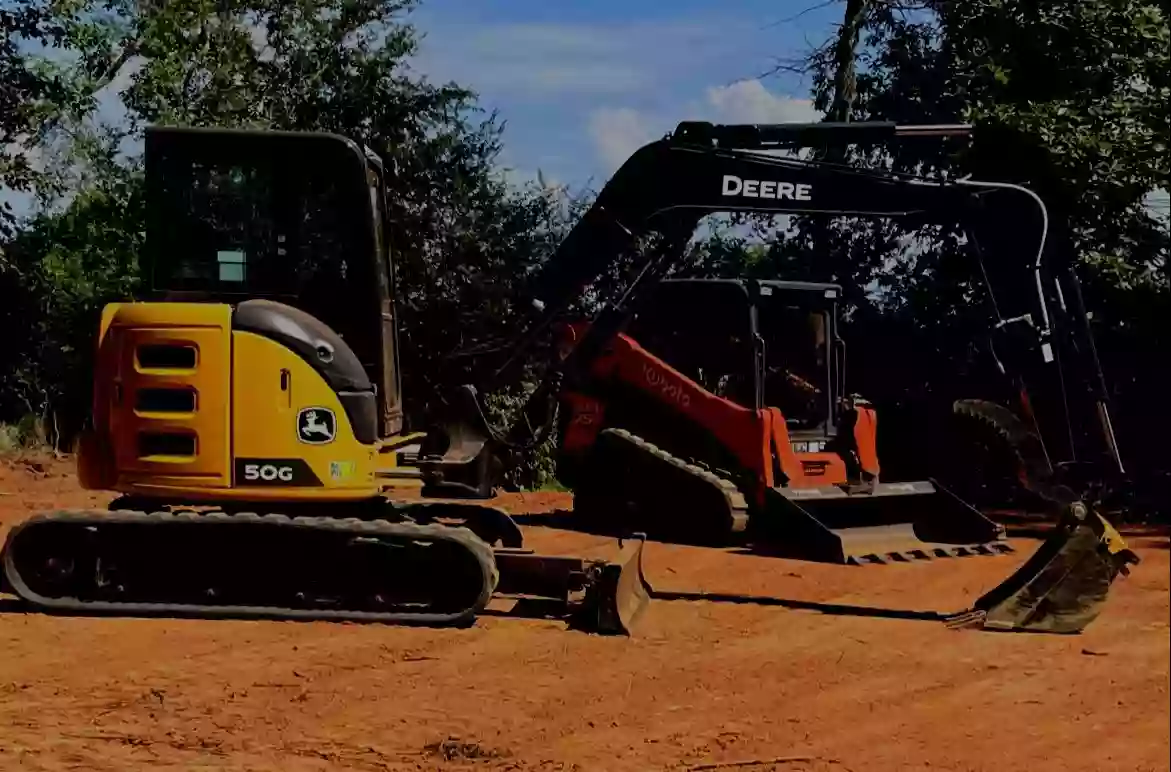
[0,588,952,632]
[642,589,947,622]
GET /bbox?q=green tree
[846,1,1167,500]
[100,0,579,418]
[1,0,60,236]
[0,0,577,483]
[802,0,1169,326]
[0,163,143,441]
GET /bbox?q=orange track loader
[551,277,1012,565]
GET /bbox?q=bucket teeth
[846,542,1014,566]
[943,609,988,629]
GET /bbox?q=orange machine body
[557,324,879,507]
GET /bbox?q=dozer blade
[589,533,654,634]
[946,502,1140,634]
[756,479,1013,565]
[493,533,653,635]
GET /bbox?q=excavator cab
[70,127,406,502]
[626,278,840,429]
[755,280,837,434]
[143,126,406,439]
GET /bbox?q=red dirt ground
[0,455,1167,772]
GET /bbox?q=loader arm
[556,324,773,487]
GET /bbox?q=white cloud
[403,9,826,186]
[586,80,819,173]
[587,108,660,171]
[703,80,819,125]
[418,23,660,95]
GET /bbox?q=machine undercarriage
[2,500,650,634]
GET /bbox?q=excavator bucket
[946,502,1140,633]
[941,399,1140,632]
[757,479,1014,564]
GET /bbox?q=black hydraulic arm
[491,121,989,384]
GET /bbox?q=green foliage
[1,0,60,235]
[0,163,143,441]
[947,1,1166,266]
[0,416,52,454]
[0,0,579,480]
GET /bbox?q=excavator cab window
[364,157,405,434]
[755,283,836,435]
[143,126,386,388]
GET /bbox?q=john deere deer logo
[297,407,337,445]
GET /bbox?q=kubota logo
[721,174,812,201]
[643,363,691,409]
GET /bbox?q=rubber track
[597,428,750,534]
[1,508,499,626]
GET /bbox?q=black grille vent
[137,344,197,369]
[136,387,197,413]
[138,432,197,458]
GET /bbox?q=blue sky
[2,0,839,216]
[4,0,1167,220]
[404,0,839,190]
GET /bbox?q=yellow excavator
[0,122,1139,635]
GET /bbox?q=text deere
[721,175,812,201]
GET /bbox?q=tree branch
[760,0,842,31]
[828,0,868,123]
